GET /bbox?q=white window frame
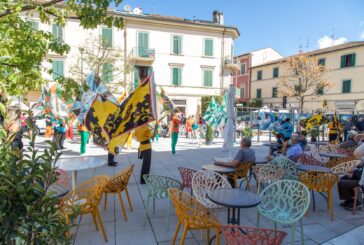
[171,34,183,55]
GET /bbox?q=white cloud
[317,35,348,49]
[360,31,364,40]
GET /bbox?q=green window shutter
[102,28,112,47]
[352,53,356,66]
[102,64,113,83]
[134,66,139,89]
[340,55,345,68]
[52,23,57,40]
[204,70,213,86]
[204,39,213,56]
[342,80,351,93]
[172,67,182,86]
[177,68,182,85]
[138,32,149,57]
[173,36,182,55]
[58,25,63,42]
[52,24,63,42]
[52,60,63,80]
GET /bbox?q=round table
[47,183,69,198]
[296,164,332,173]
[319,152,348,158]
[55,156,107,190]
[202,164,235,174]
[255,159,269,165]
[208,188,261,225]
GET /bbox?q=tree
[69,34,126,93]
[278,53,332,112]
[0,0,124,97]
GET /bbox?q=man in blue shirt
[286,134,302,162]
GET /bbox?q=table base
[72,171,77,191]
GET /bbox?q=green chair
[257,180,310,245]
[143,174,182,229]
[269,156,299,180]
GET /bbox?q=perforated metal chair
[253,164,285,193]
[178,167,197,195]
[269,156,298,180]
[331,160,361,176]
[224,162,253,190]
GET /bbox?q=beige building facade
[250,42,364,113]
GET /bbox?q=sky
[118,0,364,56]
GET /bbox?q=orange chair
[103,164,134,221]
[225,162,253,190]
[299,171,338,221]
[60,176,110,242]
[168,188,220,245]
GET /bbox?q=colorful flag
[203,97,226,127]
[300,113,329,130]
[155,86,177,120]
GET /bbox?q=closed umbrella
[223,85,235,158]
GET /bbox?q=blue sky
[118,0,364,56]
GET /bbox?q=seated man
[215,138,256,187]
[286,134,302,162]
[338,166,363,209]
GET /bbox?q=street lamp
[79,47,84,82]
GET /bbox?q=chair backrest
[104,164,134,193]
[143,174,182,199]
[301,153,323,166]
[269,156,298,180]
[221,224,287,245]
[259,180,310,224]
[192,170,231,208]
[56,169,69,187]
[178,167,197,191]
[299,171,339,192]
[331,160,361,176]
[253,164,285,185]
[226,162,253,179]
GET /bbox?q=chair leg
[104,192,107,210]
[206,228,210,244]
[352,187,359,215]
[65,214,71,238]
[144,196,151,226]
[245,175,250,191]
[117,191,128,222]
[180,225,188,245]
[300,219,304,245]
[95,207,108,242]
[328,190,334,221]
[290,224,295,245]
[153,197,156,214]
[166,200,171,230]
[125,188,133,212]
[172,222,181,245]
[215,227,220,245]
[234,179,238,189]
[256,211,260,227]
[91,211,99,231]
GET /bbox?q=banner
[203,97,227,127]
[300,113,329,130]
[155,86,177,120]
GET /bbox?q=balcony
[130,47,155,65]
[224,56,240,71]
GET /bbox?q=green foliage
[242,126,254,139]
[248,98,262,108]
[0,104,74,244]
[0,0,124,96]
[308,127,320,138]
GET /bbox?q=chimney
[212,10,224,25]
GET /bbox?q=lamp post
[79,47,84,82]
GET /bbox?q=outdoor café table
[309,141,327,150]
[46,183,69,198]
[319,152,348,159]
[202,164,235,174]
[263,142,282,155]
[208,188,261,225]
[296,164,333,211]
[55,156,106,190]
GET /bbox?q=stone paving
[35,134,364,245]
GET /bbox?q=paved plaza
[35,134,364,245]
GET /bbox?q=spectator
[57,119,66,149]
[78,122,89,155]
[299,131,308,151]
[270,132,283,155]
[170,113,180,155]
[45,117,53,138]
[285,134,302,162]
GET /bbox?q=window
[171,67,182,86]
[316,86,324,95]
[240,87,245,98]
[204,38,214,56]
[342,80,351,93]
[52,60,64,80]
[240,63,246,75]
[52,23,64,42]
[273,67,279,78]
[341,53,356,68]
[172,35,182,55]
[102,64,113,83]
[28,20,39,30]
[203,69,213,87]
[272,87,278,98]
[318,58,326,66]
[256,89,262,99]
[101,27,112,48]
[257,70,263,80]
[138,32,149,57]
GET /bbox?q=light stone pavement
[33,134,364,245]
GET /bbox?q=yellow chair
[225,162,253,190]
[60,175,110,242]
[103,164,134,221]
[299,171,338,221]
[168,188,220,245]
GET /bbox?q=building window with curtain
[202,68,213,87]
[342,80,351,93]
[204,38,214,57]
[340,53,356,68]
[102,64,113,83]
[171,67,182,86]
[52,23,64,42]
[172,35,182,55]
[52,60,64,80]
[273,67,279,78]
[101,27,112,48]
[318,58,326,66]
[256,89,262,99]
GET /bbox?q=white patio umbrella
[222,85,236,158]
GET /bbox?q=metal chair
[331,160,361,176]
[168,188,220,245]
[221,224,287,245]
[60,176,110,242]
[257,180,310,245]
[299,171,338,221]
[143,174,182,229]
[300,153,323,166]
[192,170,231,209]
[103,164,134,221]
[178,167,197,195]
[224,162,253,190]
[269,156,299,180]
[253,164,285,193]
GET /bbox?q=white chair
[192,170,231,209]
